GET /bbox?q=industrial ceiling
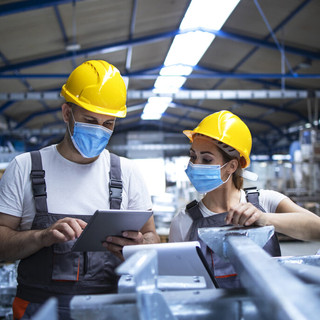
[0,0,319,160]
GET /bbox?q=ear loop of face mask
[67,108,75,137]
[214,162,233,190]
[222,163,232,183]
[213,162,235,192]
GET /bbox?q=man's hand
[225,202,267,227]
[40,217,87,247]
[0,214,87,262]
[102,231,144,260]
[102,215,160,260]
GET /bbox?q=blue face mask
[185,161,230,194]
[69,112,113,158]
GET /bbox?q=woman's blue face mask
[185,161,230,194]
[68,111,113,158]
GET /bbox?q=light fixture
[141,0,240,120]
[298,59,312,69]
[65,43,81,51]
[272,154,291,161]
[141,97,172,120]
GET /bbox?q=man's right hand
[41,217,87,247]
[0,213,87,262]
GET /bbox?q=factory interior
[0,0,320,319]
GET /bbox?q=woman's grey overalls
[185,188,281,289]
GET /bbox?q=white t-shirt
[0,145,152,231]
[169,189,287,242]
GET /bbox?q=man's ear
[61,103,71,123]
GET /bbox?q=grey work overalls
[185,188,281,289]
[16,151,123,317]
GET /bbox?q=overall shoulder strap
[109,153,122,210]
[244,187,281,256]
[185,200,202,220]
[244,187,265,212]
[30,150,48,214]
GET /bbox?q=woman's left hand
[225,202,267,227]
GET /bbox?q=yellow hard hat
[61,60,127,118]
[183,110,252,168]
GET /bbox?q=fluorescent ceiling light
[164,32,214,68]
[160,65,193,77]
[272,154,291,161]
[251,155,270,161]
[141,0,240,120]
[154,65,192,93]
[180,0,240,31]
[141,97,172,120]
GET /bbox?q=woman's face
[189,135,224,165]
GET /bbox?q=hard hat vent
[60,60,127,118]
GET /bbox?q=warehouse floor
[280,240,320,257]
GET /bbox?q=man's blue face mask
[185,161,230,194]
[68,111,113,158]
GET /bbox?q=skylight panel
[141,97,172,120]
[141,0,240,120]
[180,0,240,31]
[164,32,214,68]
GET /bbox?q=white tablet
[72,209,153,252]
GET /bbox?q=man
[0,60,159,319]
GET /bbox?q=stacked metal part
[69,226,320,320]
[0,262,17,320]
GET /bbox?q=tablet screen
[72,209,153,252]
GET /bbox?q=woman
[169,110,320,289]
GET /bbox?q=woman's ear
[228,158,239,174]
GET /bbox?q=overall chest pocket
[84,251,121,281]
[52,240,80,281]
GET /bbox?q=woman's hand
[225,202,267,227]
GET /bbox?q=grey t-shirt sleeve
[0,158,24,217]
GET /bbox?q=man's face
[67,103,116,132]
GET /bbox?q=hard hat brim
[61,85,127,118]
[183,130,195,141]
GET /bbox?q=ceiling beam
[1,27,320,74]
[125,0,138,73]
[1,73,320,80]
[0,0,84,17]
[169,103,282,135]
[14,107,61,129]
[212,0,313,90]
[1,90,318,102]
[53,5,68,45]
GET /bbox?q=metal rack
[70,226,320,320]
[0,262,17,320]
[2,226,319,319]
